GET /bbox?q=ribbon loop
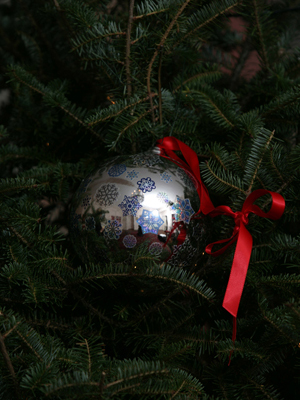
[156,137,215,215]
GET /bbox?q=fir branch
[16,329,43,361]
[9,68,104,142]
[246,130,274,194]
[133,9,169,20]
[86,94,157,126]
[104,369,170,389]
[170,0,239,51]
[110,105,158,150]
[0,332,21,399]
[205,161,246,194]
[173,70,221,93]
[72,31,126,52]
[147,0,192,122]
[252,0,270,69]
[126,0,134,99]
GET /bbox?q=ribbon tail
[222,223,253,317]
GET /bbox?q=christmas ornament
[70,148,205,264]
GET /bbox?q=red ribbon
[205,189,285,345]
[156,137,215,215]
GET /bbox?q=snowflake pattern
[137,210,164,234]
[82,195,91,209]
[103,220,122,240]
[171,196,195,224]
[137,177,156,193]
[130,153,161,167]
[149,242,163,255]
[85,216,95,231]
[160,171,172,184]
[157,191,169,204]
[118,195,143,216]
[177,169,198,190]
[108,164,126,177]
[95,183,119,207]
[168,239,196,267]
[126,169,139,180]
[123,235,137,248]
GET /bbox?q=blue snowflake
[82,195,91,209]
[118,195,142,216]
[123,234,137,248]
[137,177,156,193]
[85,216,95,231]
[157,191,169,204]
[131,153,161,167]
[108,164,126,177]
[136,210,164,234]
[160,172,172,184]
[126,169,139,180]
[103,220,122,240]
[171,196,195,224]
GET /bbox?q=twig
[146,0,192,123]
[126,0,136,152]
[158,46,163,125]
[0,333,21,399]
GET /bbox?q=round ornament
[70,148,205,265]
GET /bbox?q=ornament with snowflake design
[171,196,195,224]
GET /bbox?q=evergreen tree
[0,0,299,398]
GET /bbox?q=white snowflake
[95,183,119,207]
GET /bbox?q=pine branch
[0,332,22,399]
[252,0,270,69]
[147,0,192,122]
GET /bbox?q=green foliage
[0,0,299,399]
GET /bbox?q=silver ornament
[70,149,202,264]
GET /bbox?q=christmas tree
[0,0,299,398]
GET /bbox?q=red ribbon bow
[156,137,215,215]
[205,189,285,343]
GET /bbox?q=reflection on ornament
[126,169,139,180]
[82,195,91,209]
[95,183,119,206]
[176,168,198,190]
[136,209,164,234]
[160,171,172,184]
[108,164,126,177]
[149,242,163,255]
[171,196,195,224]
[103,220,122,240]
[85,216,95,230]
[137,177,156,193]
[131,153,161,167]
[123,234,137,248]
[157,191,169,204]
[118,195,142,216]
